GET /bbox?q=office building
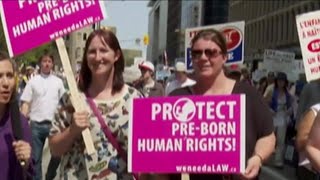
[228,0,320,61]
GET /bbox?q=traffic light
[143,34,149,45]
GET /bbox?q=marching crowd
[1,28,320,180]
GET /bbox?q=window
[245,25,250,46]
[310,2,316,11]
[274,16,279,43]
[278,15,283,43]
[75,47,81,59]
[258,22,262,48]
[255,23,259,46]
[262,20,265,44]
[278,1,283,9]
[83,33,87,41]
[292,10,298,41]
[253,23,257,46]
[304,4,309,13]
[77,32,81,41]
[268,17,272,44]
[284,12,289,42]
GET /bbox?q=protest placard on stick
[0,0,107,154]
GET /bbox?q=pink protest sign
[128,95,246,174]
[0,0,106,57]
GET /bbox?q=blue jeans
[30,121,60,180]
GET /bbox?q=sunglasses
[191,49,222,59]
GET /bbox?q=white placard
[296,10,320,82]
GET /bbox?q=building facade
[176,0,229,62]
[181,1,203,29]
[147,0,229,66]
[203,0,229,26]
[166,0,182,65]
[122,49,143,67]
[64,25,95,73]
[147,0,168,65]
[228,0,320,61]
[176,1,203,59]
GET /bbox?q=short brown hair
[38,53,54,64]
[191,29,227,56]
[78,29,125,94]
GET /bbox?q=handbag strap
[85,93,139,180]
[86,93,127,161]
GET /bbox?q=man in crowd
[20,54,66,180]
[165,61,195,95]
[133,61,164,97]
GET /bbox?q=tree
[0,15,8,53]
[16,41,57,67]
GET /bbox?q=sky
[101,0,149,58]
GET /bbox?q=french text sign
[0,0,106,57]
[296,10,320,82]
[128,95,246,174]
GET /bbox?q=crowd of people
[2,28,320,180]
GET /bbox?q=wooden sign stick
[181,173,190,180]
[56,38,95,155]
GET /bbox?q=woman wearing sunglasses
[166,29,276,180]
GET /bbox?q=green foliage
[0,16,8,53]
[16,42,57,66]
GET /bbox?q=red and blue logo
[220,26,242,51]
[220,26,243,64]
